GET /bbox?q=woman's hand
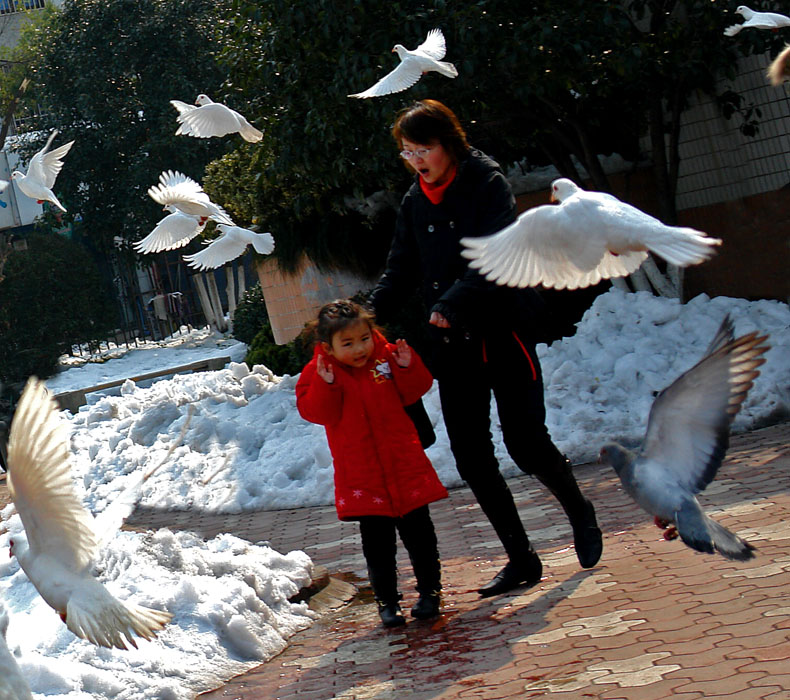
[429,311,451,328]
[392,339,412,368]
[316,354,335,384]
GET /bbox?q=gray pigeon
[599,315,769,560]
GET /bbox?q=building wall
[256,256,377,344]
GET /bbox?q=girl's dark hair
[308,299,375,345]
[392,99,470,164]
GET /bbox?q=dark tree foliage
[208,0,757,278]
[13,0,234,262]
[0,232,116,396]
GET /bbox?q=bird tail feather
[240,123,263,143]
[707,516,757,561]
[649,228,721,267]
[436,61,458,78]
[67,598,173,651]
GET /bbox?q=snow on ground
[0,288,788,699]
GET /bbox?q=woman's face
[400,139,454,186]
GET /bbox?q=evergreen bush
[232,282,269,345]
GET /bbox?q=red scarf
[419,165,457,204]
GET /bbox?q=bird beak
[550,192,557,203]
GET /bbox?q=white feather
[183,224,274,271]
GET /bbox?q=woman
[370,100,602,597]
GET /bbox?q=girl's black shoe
[377,600,406,627]
[411,592,441,620]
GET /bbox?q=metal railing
[0,0,46,15]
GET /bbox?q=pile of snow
[51,289,790,519]
[0,514,314,699]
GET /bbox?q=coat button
[443,335,450,343]
[464,332,471,340]
[449,221,455,229]
[428,224,435,232]
[432,281,439,289]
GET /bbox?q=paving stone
[109,421,790,700]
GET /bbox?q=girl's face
[400,138,454,186]
[324,320,374,368]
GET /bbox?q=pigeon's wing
[170,99,196,116]
[460,200,644,289]
[183,233,248,270]
[6,377,99,571]
[723,23,743,36]
[639,319,769,495]
[28,140,73,189]
[0,179,9,193]
[348,56,424,98]
[415,28,447,60]
[133,212,204,254]
[147,170,208,207]
[175,103,241,139]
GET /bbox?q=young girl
[296,300,448,627]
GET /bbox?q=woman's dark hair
[308,299,375,345]
[392,99,470,164]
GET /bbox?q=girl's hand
[393,339,412,368]
[429,311,451,328]
[316,354,335,384]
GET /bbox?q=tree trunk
[206,271,227,332]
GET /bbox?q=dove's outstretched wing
[460,201,647,290]
[147,170,234,225]
[639,316,769,496]
[349,58,424,98]
[416,28,447,60]
[27,131,74,190]
[134,209,205,254]
[183,225,274,270]
[6,377,99,572]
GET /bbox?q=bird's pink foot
[37,200,44,204]
[58,611,67,623]
[654,516,671,529]
[663,525,679,541]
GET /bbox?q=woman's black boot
[535,452,603,568]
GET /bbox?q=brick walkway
[124,421,790,700]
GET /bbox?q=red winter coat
[296,330,448,520]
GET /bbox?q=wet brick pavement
[123,420,790,700]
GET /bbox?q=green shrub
[233,282,269,345]
[0,232,116,408]
[245,322,313,376]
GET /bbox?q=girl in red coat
[296,299,448,627]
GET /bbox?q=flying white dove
[134,205,206,254]
[183,224,274,270]
[147,170,234,226]
[11,130,74,212]
[460,178,722,290]
[599,315,769,561]
[767,44,790,85]
[724,5,790,36]
[0,602,33,700]
[348,28,458,98]
[171,94,263,142]
[5,377,173,650]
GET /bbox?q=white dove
[5,377,173,650]
[134,205,206,254]
[0,602,33,700]
[460,178,722,290]
[348,28,458,99]
[183,224,274,270]
[147,170,234,226]
[171,94,263,143]
[11,130,74,212]
[599,315,769,561]
[724,5,790,36]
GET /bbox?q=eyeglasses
[400,147,435,160]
